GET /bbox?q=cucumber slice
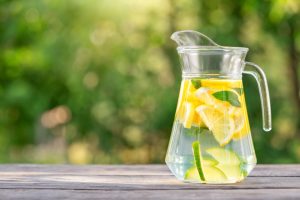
[192,141,205,181]
[216,165,242,180]
[184,158,219,181]
[184,166,200,181]
[206,147,240,165]
[206,147,242,179]
[203,165,227,182]
[185,166,227,182]
[202,158,218,166]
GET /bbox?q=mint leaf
[185,126,209,136]
[232,88,243,95]
[191,79,201,89]
[212,90,241,107]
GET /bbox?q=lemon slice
[186,91,200,102]
[232,107,250,140]
[181,102,195,129]
[175,80,189,114]
[201,79,242,89]
[196,105,235,146]
[232,123,249,140]
[232,108,245,133]
[195,88,216,105]
[214,102,236,116]
[176,80,197,115]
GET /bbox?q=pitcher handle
[243,62,272,132]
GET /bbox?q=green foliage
[212,91,241,107]
[191,79,201,89]
[0,0,299,164]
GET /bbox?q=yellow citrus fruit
[175,80,189,115]
[192,111,206,127]
[232,108,245,131]
[214,101,236,116]
[187,93,202,103]
[201,79,242,89]
[232,108,250,140]
[181,102,195,129]
[232,94,250,140]
[176,80,198,117]
[196,105,235,146]
[194,88,217,105]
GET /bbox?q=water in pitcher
[165,77,257,183]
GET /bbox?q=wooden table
[0,165,299,199]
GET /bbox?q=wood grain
[0,165,299,199]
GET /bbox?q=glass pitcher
[165,30,272,184]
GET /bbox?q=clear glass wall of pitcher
[165,30,272,184]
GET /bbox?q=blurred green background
[0,0,299,164]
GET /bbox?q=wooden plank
[0,164,299,176]
[0,165,299,191]
[0,176,299,190]
[249,164,300,177]
[0,189,299,200]
[0,165,171,175]
[0,165,299,199]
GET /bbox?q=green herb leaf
[185,126,209,136]
[212,90,241,107]
[191,79,201,89]
[232,88,243,95]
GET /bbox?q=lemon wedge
[232,108,245,133]
[231,107,250,140]
[196,105,235,146]
[175,80,190,115]
[181,102,195,129]
[195,88,216,105]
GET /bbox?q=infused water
[165,78,256,184]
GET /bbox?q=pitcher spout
[171,30,219,47]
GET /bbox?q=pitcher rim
[176,46,249,53]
